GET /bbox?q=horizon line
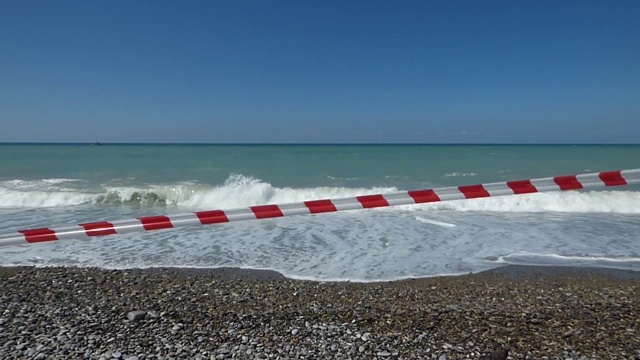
[0,142,639,146]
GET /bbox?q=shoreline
[132,264,640,282]
[2,264,640,282]
[0,265,638,359]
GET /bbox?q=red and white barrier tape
[1,169,639,247]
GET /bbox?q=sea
[0,143,639,281]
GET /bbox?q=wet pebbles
[0,266,638,359]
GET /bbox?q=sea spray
[1,175,640,214]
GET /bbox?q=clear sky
[1,1,638,143]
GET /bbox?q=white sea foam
[0,187,95,207]
[444,172,477,177]
[41,178,81,184]
[492,252,640,269]
[1,207,639,280]
[1,178,81,190]
[2,146,639,280]
[326,176,359,180]
[415,216,456,227]
[1,175,639,214]
[420,190,640,214]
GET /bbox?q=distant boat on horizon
[91,142,103,146]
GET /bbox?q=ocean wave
[419,190,640,213]
[488,252,640,268]
[326,176,359,180]
[1,175,639,214]
[0,188,96,207]
[1,178,81,190]
[0,175,397,209]
[444,172,477,177]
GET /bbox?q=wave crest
[1,175,639,214]
[0,175,397,209]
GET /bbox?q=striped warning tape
[0,169,638,247]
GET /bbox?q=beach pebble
[127,311,147,322]
[146,311,160,319]
[0,266,637,360]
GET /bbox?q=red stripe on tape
[357,194,389,208]
[19,228,58,243]
[251,205,284,219]
[408,189,441,203]
[139,216,174,230]
[305,199,337,214]
[458,185,490,199]
[507,180,538,194]
[554,175,583,190]
[80,221,116,236]
[599,171,627,187]
[195,210,230,224]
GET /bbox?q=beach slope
[0,265,638,359]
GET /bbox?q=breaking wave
[1,175,639,213]
[444,172,477,177]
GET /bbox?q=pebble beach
[1,265,638,360]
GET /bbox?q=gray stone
[127,311,147,322]
[146,311,160,319]
[377,352,391,357]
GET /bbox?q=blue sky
[1,1,638,143]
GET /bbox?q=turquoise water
[0,143,639,280]
[2,143,639,188]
